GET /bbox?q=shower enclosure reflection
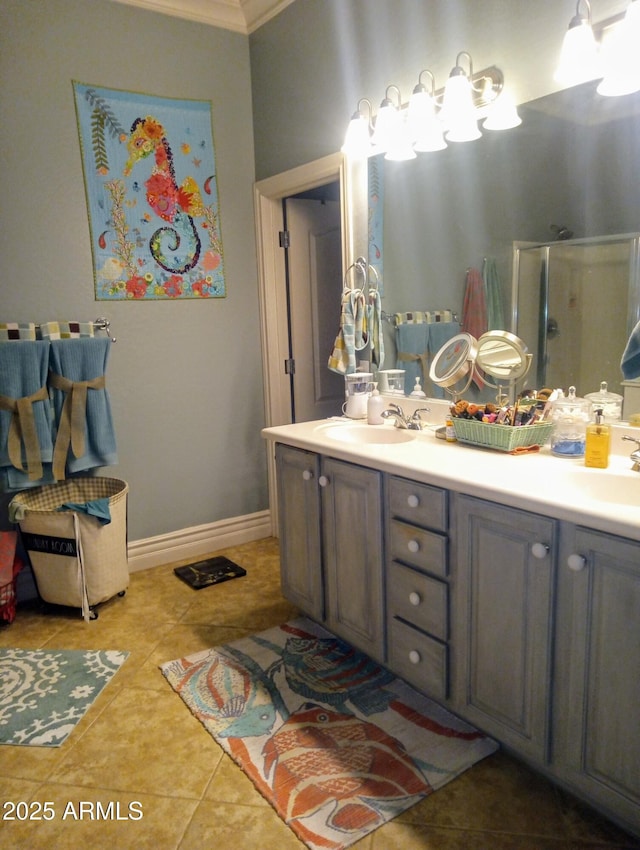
[512,234,640,397]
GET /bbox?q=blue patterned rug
[0,648,128,747]
[161,617,498,850]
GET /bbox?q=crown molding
[108,0,293,33]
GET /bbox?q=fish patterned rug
[0,648,128,747]
[161,618,498,850]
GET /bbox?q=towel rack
[32,317,116,342]
[382,310,460,326]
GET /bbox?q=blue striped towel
[0,341,55,488]
[48,337,117,478]
[396,323,429,394]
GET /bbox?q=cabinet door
[275,444,323,620]
[454,495,557,761]
[554,526,640,832]
[322,457,385,661]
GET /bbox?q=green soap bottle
[585,408,610,469]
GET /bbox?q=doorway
[284,190,344,422]
[254,153,353,532]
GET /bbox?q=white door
[285,197,345,421]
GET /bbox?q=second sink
[321,423,416,445]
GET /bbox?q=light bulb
[597,0,640,96]
[555,11,601,86]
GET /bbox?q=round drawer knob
[302,469,313,481]
[409,591,421,606]
[408,650,421,665]
[407,539,420,554]
[407,494,420,508]
[318,475,329,488]
[531,542,549,560]
[568,553,587,571]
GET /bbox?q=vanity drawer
[389,617,448,700]
[388,476,447,532]
[389,519,448,577]
[388,562,448,640]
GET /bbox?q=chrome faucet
[622,435,640,471]
[381,403,430,430]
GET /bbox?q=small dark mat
[174,557,246,589]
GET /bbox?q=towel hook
[343,258,368,293]
[367,263,380,292]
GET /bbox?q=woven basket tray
[452,418,553,452]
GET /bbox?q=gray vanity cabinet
[553,526,640,830]
[272,433,640,837]
[274,443,385,661]
[321,456,384,661]
[275,443,323,620]
[386,476,450,701]
[454,494,558,763]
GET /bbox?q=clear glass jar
[585,381,623,422]
[550,386,592,458]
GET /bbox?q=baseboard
[127,510,272,573]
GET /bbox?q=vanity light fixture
[407,70,447,152]
[341,98,373,157]
[440,52,482,142]
[555,0,602,86]
[597,0,640,96]
[370,85,416,160]
[483,90,523,130]
[342,53,520,159]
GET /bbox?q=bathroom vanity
[263,417,640,838]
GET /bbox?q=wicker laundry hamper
[10,477,128,621]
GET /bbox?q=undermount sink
[320,422,416,445]
[560,464,640,505]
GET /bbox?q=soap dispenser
[410,377,427,398]
[585,408,610,468]
[367,382,385,425]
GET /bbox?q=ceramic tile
[399,751,572,835]
[178,800,308,850]
[0,784,199,849]
[49,686,216,799]
[130,622,255,691]
[1,537,637,850]
[369,819,622,849]
[204,752,270,806]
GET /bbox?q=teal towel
[49,337,117,475]
[483,258,505,331]
[0,341,54,482]
[621,320,640,379]
[427,322,461,398]
[1,465,55,492]
[396,323,429,394]
[57,497,111,525]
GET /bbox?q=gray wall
[250,0,636,365]
[1,0,267,541]
[250,0,627,181]
[1,0,632,542]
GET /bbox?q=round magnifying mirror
[429,333,478,388]
[475,331,531,381]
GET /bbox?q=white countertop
[263,417,640,542]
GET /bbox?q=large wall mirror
[372,79,640,406]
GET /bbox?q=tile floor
[1,537,638,850]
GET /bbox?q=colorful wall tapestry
[73,82,225,301]
[368,153,384,296]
